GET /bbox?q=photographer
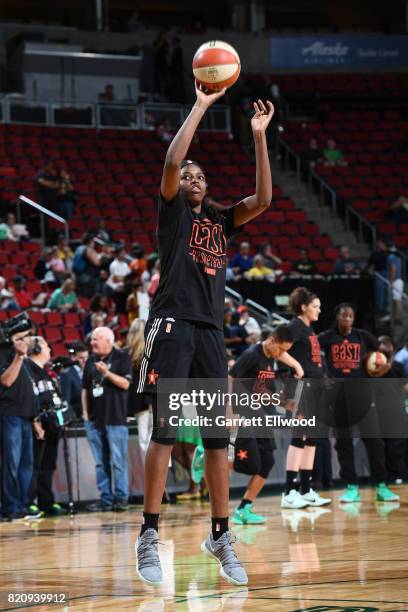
[82,327,132,512]
[59,342,89,419]
[26,337,66,517]
[0,314,38,520]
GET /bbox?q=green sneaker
[339,484,361,503]
[191,445,204,484]
[232,504,266,525]
[29,504,40,513]
[376,482,400,502]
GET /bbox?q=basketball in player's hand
[192,41,241,92]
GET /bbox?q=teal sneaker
[339,484,361,503]
[232,504,266,525]
[376,482,400,502]
[191,445,204,484]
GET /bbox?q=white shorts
[392,278,404,300]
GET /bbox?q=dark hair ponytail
[288,287,318,315]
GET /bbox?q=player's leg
[233,438,273,524]
[136,319,194,585]
[281,439,309,508]
[192,325,248,585]
[299,440,331,506]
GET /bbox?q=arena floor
[0,487,407,611]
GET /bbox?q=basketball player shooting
[135,80,274,586]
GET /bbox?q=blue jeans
[84,421,129,505]
[1,416,34,515]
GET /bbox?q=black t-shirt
[293,259,317,275]
[0,349,37,418]
[27,360,61,412]
[36,170,58,203]
[288,318,324,378]
[150,191,239,330]
[82,348,132,427]
[229,343,278,394]
[318,327,378,378]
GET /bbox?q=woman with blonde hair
[126,319,152,461]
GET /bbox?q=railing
[0,95,231,133]
[225,286,243,306]
[17,195,69,246]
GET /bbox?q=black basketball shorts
[137,317,229,449]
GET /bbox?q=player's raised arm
[161,82,226,202]
[234,100,274,226]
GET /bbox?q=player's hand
[195,80,226,110]
[251,99,274,133]
[293,364,304,379]
[284,399,297,413]
[33,420,45,440]
[370,362,391,377]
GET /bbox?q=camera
[0,312,33,344]
[50,356,78,373]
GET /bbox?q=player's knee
[258,451,274,479]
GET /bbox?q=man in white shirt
[107,247,131,313]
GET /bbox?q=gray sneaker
[201,531,248,585]
[136,528,163,585]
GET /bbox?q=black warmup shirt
[229,343,278,394]
[150,191,238,330]
[318,327,378,378]
[0,349,37,418]
[288,318,324,378]
[82,348,132,427]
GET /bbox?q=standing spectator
[395,342,408,375]
[82,327,132,512]
[363,239,389,315]
[126,319,152,461]
[245,254,275,281]
[35,160,60,212]
[107,247,131,314]
[94,218,112,243]
[73,233,102,299]
[291,249,317,276]
[26,336,66,517]
[0,325,39,520]
[59,342,89,419]
[13,276,31,310]
[57,169,77,220]
[323,139,347,166]
[333,246,360,275]
[388,195,408,223]
[386,242,404,324]
[230,242,253,276]
[47,278,78,312]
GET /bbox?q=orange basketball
[192,41,241,92]
[365,351,387,376]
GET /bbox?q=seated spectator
[13,276,31,309]
[259,241,282,269]
[333,246,361,275]
[155,118,174,143]
[83,295,111,336]
[49,246,67,283]
[57,169,77,220]
[0,276,20,310]
[34,248,56,282]
[35,160,60,212]
[84,312,108,345]
[47,278,78,311]
[94,218,111,243]
[0,216,14,240]
[5,213,30,241]
[245,255,275,281]
[292,249,317,276]
[56,235,74,271]
[230,242,253,276]
[147,259,160,298]
[236,305,261,343]
[388,195,408,223]
[323,138,347,167]
[107,247,131,313]
[301,138,324,179]
[126,281,140,324]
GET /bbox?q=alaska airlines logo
[302,41,349,57]
[189,219,227,274]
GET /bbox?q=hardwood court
[0,487,407,611]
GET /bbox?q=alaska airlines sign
[271,35,408,69]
